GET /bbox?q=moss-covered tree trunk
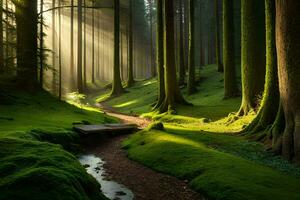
[127,0,135,87]
[77,0,83,93]
[245,0,279,135]
[238,0,266,115]
[15,0,38,90]
[223,0,239,99]
[159,0,188,113]
[111,0,124,96]
[187,0,196,95]
[215,0,223,72]
[178,0,185,86]
[153,0,165,110]
[276,0,300,163]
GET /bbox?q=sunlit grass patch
[123,130,300,200]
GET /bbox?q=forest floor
[91,65,300,200]
[89,102,206,200]
[0,83,117,200]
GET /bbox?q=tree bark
[0,0,4,74]
[187,0,196,95]
[83,0,87,89]
[39,0,44,87]
[276,0,300,163]
[245,0,279,135]
[238,0,266,115]
[215,0,223,72]
[127,0,135,87]
[178,0,185,86]
[111,0,124,96]
[92,0,95,83]
[70,0,75,86]
[223,0,239,98]
[153,0,165,110]
[159,0,189,113]
[77,0,83,93]
[58,0,62,99]
[15,0,38,90]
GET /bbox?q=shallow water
[79,154,134,200]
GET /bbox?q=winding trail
[85,102,205,200]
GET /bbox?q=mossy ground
[0,84,116,200]
[94,65,300,200]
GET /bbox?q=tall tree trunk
[215,0,223,72]
[178,0,185,86]
[238,0,266,116]
[15,0,38,90]
[149,0,155,77]
[0,0,4,74]
[58,0,62,99]
[39,0,44,87]
[77,0,83,92]
[111,0,124,96]
[245,0,279,135]
[127,0,135,87]
[276,0,300,163]
[5,0,8,70]
[92,1,95,83]
[52,0,56,93]
[153,0,165,110]
[83,0,87,88]
[159,0,188,113]
[70,0,75,86]
[97,9,100,79]
[223,0,239,98]
[187,0,196,95]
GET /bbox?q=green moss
[0,89,115,200]
[123,130,300,200]
[0,137,106,200]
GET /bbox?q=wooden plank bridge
[73,123,139,135]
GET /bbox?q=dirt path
[96,102,151,129]
[87,103,205,200]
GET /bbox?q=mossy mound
[0,137,107,200]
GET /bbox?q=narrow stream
[79,154,134,200]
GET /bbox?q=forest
[0,0,300,200]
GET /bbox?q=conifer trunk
[0,0,4,74]
[111,0,124,96]
[187,0,196,95]
[92,1,95,83]
[276,0,300,163]
[15,0,38,90]
[58,0,62,99]
[245,0,279,135]
[70,0,75,86]
[159,0,188,113]
[153,0,165,110]
[238,0,266,115]
[215,0,223,72]
[127,0,135,87]
[223,0,239,98]
[77,0,83,92]
[178,0,185,86]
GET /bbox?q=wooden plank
[73,123,138,135]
